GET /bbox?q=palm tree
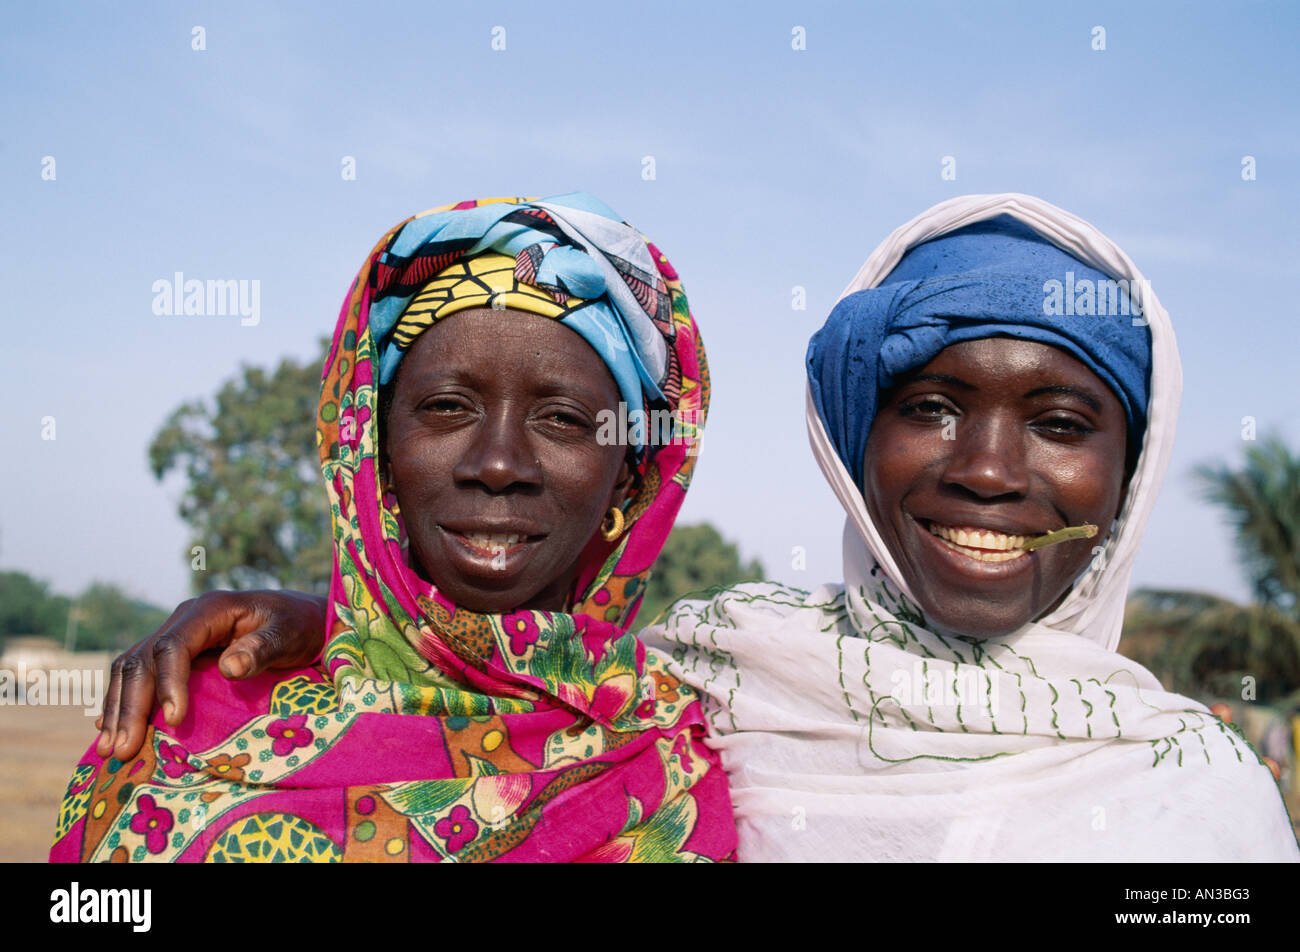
[1123,588,1300,707]
[1195,436,1300,617]
[1119,436,1300,709]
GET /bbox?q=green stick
[1022,524,1098,552]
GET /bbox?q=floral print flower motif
[129,794,174,854]
[157,740,196,779]
[205,752,251,783]
[634,697,656,720]
[503,611,540,656]
[651,672,680,705]
[577,615,616,664]
[267,715,314,757]
[435,805,479,854]
[670,734,695,774]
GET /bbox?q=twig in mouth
[1021,524,1098,552]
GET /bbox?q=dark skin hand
[99,307,633,759]
[862,338,1130,639]
[95,590,328,759]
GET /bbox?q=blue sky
[3,1,1298,613]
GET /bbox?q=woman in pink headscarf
[53,194,735,863]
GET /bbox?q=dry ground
[1,703,99,862]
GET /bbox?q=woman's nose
[451,410,543,492]
[939,416,1030,499]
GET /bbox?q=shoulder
[643,580,848,637]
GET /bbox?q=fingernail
[162,701,177,723]
[98,730,111,751]
[115,730,127,750]
[223,653,251,678]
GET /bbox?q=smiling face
[861,338,1130,638]
[382,307,633,614]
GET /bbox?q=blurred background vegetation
[1120,436,1300,714]
[146,339,334,596]
[0,572,167,656]
[637,523,765,624]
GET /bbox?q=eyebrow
[899,373,1105,413]
[904,373,975,390]
[404,369,611,407]
[1023,384,1103,413]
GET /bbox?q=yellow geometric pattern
[51,763,96,846]
[270,675,339,716]
[389,252,588,354]
[205,812,342,863]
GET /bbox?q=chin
[410,564,528,615]
[436,583,537,615]
[924,603,1032,641]
[449,593,516,614]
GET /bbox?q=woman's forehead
[398,307,620,394]
[903,338,1118,400]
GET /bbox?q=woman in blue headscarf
[643,193,1299,861]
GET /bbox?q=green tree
[1195,436,1300,616]
[0,570,71,642]
[68,582,170,653]
[1122,588,1300,706]
[149,342,332,595]
[0,573,168,655]
[635,523,765,627]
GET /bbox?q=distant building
[0,636,113,673]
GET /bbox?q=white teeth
[463,532,522,552]
[927,522,1030,560]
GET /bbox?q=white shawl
[642,194,1300,861]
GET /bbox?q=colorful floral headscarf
[50,195,736,863]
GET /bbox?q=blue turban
[807,215,1152,486]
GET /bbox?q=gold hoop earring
[600,506,626,542]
